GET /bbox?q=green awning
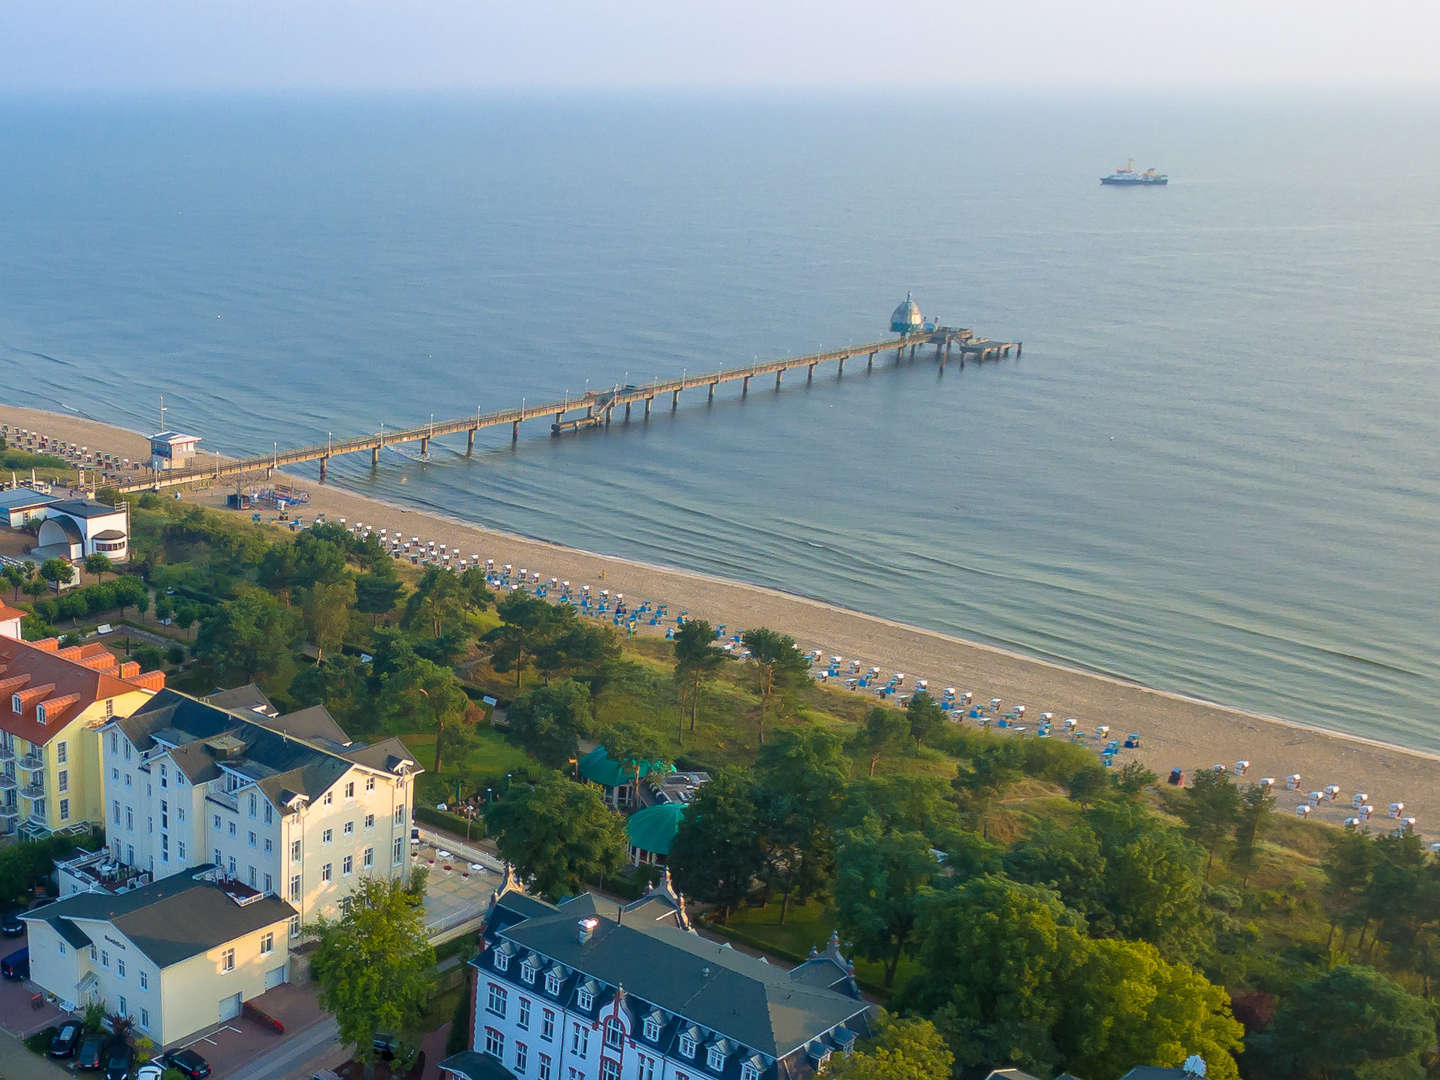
[625,802,688,856]
[578,746,672,789]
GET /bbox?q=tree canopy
[486,773,626,899]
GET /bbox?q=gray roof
[205,683,277,716]
[25,865,295,969]
[48,917,93,949]
[1117,1071,1191,1080]
[0,488,57,511]
[492,895,868,1058]
[47,499,123,520]
[258,705,350,745]
[342,737,417,773]
[438,1052,517,1080]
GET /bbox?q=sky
[0,0,1435,92]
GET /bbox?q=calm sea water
[2,92,1438,750]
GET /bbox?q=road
[224,1016,340,1080]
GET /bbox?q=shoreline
[4,402,1436,836]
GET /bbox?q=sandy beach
[5,403,1436,837]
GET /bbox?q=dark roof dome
[890,293,924,333]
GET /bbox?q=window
[178,841,186,861]
[56,741,67,764]
[227,855,236,876]
[521,959,536,984]
[393,805,404,825]
[249,792,256,817]
[539,1055,553,1080]
[541,1010,555,1042]
[122,737,128,758]
[741,1064,760,1080]
[116,958,126,978]
[643,1015,661,1042]
[125,773,131,787]
[637,1055,656,1080]
[101,950,109,968]
[177,806,185,823]
[392,837,403,865]
[57,770,68,793]
[112,800,120,825]
[342,855,353,876]
[110,732,117,754]
[362,847,373,869]
[604,1019,624,1050]
[366,776,375,791]
[228,821,237,837]
[290,875,301,901]
[600,1060,620,1080]
[494,950,510,972]
[264,802,273,824]
[707,1046,727,1072]
[364,813,375,829]
[58,798,69,821]
[264,873,273,894]
[291,840,302,862]
[343,821,353,836]
[321,862,332,883]
[576,986,594,1011]
[248,831,257,848]
[248,866,256,886]
[161,834,169,861]
[118,996,127,1016]
[289,916,301,937]
[485,1029,506,1058]
[214,814,222,829]
[89,946,96,962]
[260,932,274,955]
[544,970,562,995]
[322,828,332,845]
[679,1034,697,1059]
[487,984,508,1017]
[140,1007,150,1030]
[160,801,168,828]
[570,1024,589,1056]
[160,764,168,788]
[518,998,531,1030]
[345,781,354,798]
[214,849,223,867]
[139,970,149,990]
[323,792,332,806]
[221,948,235,973]
[264,838,273,854]
[516,1043,529,1075]
[11,694,22,714]
[59,943,67,957]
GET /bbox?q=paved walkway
[0,1031,71,1080]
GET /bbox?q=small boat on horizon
[1101,157,1168,185]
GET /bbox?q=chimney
[577,917,599,944]
[118,661,140,680]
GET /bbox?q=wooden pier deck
[114,326,1018,492]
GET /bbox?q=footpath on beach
[3,403,1437,840]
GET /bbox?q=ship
[1100,158,1168,185]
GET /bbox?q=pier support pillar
[419,437,429,455]
[868,351,876,371]
[935,342,943,360]
[708,382,717,401]
[371,446,379,466]
[807,363,815,383]
[671,389,679,409]
[467,428,476,454]
[909,344,917,360]
[586,406,594,419]
[838,357,845,376]
[742,376,750,396]
[1017,341,1023,358]
[319,457,327,482]
[624,402,632,422]
[895,347,903,363]
[512,420,520,442]
[775,370,783,390]
[645,397,652,418]
[946,341,952,362]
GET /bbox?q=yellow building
[0,635,163,837]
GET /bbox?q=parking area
[170,982,325,1078]
[0,929,68,1038]
[414,832,498,938]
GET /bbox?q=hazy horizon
[3,0,1438,94]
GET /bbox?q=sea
[1,91,1437,751]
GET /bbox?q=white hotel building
[441,871,871,1080]
[99,686,419,929]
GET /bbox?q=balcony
[0,774,15,791]
[18,752,44,772]
[0,804,18,820]
[0,745,14,763]
[207,789,239,812]
[20,783,44,800]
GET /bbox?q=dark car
[0,946,28,979]
[0,909,24,937]
[104,1041,134,1080]
[160,1048,213,1078]
[50,1019,85,1058]
[373,1033,400,1061]
[76,1032,109,1070]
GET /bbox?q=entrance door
[219,992,242,1021]
[264,962,287,989]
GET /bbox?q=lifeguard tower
[149,431,200,471]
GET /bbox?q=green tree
[302,578,356,663]
[827,1013,953,1080]
[152,594,174,625]
[535,621,619,685]
[673,620,725,735]
[173,602,199,638]
[39,557,74,590]
[110,575,149,619]
[402,565,468,638]
[506,680,593,768]
[1181,768,1242,878]
[740,627,809,745]
[1252,965,1432,1080]
[3,564,24,600]
[840,775,963,842]
[833,819,939,987]
[1231,781,1276,890]
[377,658,468,773]
[754,729,848,923]
[667,767,765,922]
[308,877,435,1068]
[486,773,626,899]
[290,654,369,724]
[486,591,562,688]
[355,562,404,626]
[848,706,907,777]
[1113,759,1158,798]
[905,692,947,751]
[23,571,47,603]
[1066,763,1110,808]
[193,588,302,682]
[84,553,114,583]
[953,742,1024,837]
[1321,830,1379,951]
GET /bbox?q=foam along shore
[4,404,1437,840]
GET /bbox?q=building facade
[443,871,870,1080]
[0,635,162,837]
[102,688,419,927]
[148,432,201,472]
[23,864,296,1046]
[33,498,130,563]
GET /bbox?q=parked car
[159,1048,213,1078]
[373,1032,401,1060]
[50,1019,85,1058]
[0,909,24,937]
[311,1071,343,1080]
[76,1032,109,1070]
[136,1066,164,1080]
[104,1041,134,1080]
[1,946,29,979]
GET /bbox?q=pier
[115,322,1019,493]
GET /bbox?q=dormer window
[643,1013,662,1042]
[544,969,562,996]
[707,1045,727,1072]
[741,1064,760,1080]
[35,704,46,726]
[11,695,20,715]
[576,985,594,1011]
[679,1033,697,1059]
[521,959,536,984]
[494,950,510,972]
